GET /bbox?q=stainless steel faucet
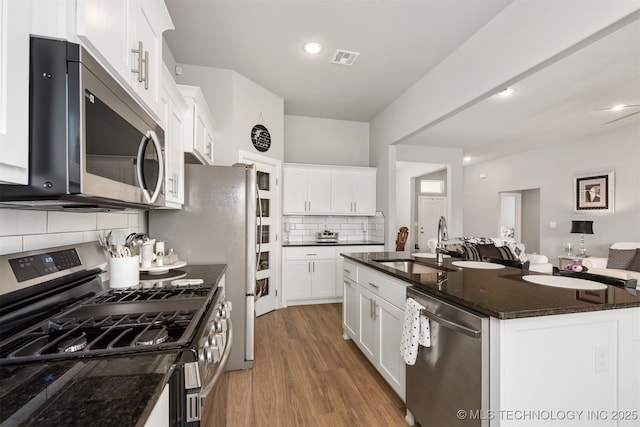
[436,216,448,265]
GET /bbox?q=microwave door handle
[136,130,164,204]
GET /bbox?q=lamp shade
[570,220,594,235]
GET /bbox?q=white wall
[463,123,640,261]
[0,210,145,255]
[175,64,284,165]
[369,2,639,244]
[284,115,369,166]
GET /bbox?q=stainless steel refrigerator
[148,164,256,370]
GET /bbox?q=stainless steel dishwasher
[406,287,489,427]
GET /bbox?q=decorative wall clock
[251,124,271,152]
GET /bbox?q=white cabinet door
[306,169,331,214]
[343,277,358,339]
[352,169,376,215]
[283,167,331,214]
[128,0,165,118]
[0,0,30,184]
[284,260,312,301]
[159,65,187,207]
[77,0,173,120]
[376,297,405,400]
[358,285,376,362]
[178,85,215,165]
[330,170,353,214]
[282,167,308,214]
[76,0,129,79]
[310,259,336,298]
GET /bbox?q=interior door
[417,197,447,252]
[240,152,281,317]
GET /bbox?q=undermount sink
[375,260,451,274]
[451,261,505,270]
[522,275,607,290]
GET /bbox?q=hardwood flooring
[203,303,407,426]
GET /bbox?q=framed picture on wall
[574,170,614,212]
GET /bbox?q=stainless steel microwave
[0,36,164,211]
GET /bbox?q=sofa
[425,237,553,273]
[582,242,640,283]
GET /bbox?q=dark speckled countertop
[342,251,640,319]
[283,240,384,247]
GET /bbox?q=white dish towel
[401,297,431,365]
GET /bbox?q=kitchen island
[341,251,640,427]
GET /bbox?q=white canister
[140,243,154,268]
[108,256,140,288]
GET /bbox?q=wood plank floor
[203,303,408,426]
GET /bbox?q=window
[420,179,444,194]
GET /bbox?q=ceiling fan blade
[603,110,640,125]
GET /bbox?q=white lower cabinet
[344,261,407,401]
[284,245,383,305]
[284,247,337,304]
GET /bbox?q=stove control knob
[215,332,225,349]
[216,307,227,319]
[207,334,217,347]
[219,318,228,332]
[222,301,232,311]
[205,345,221,364]
[209,320,222,334]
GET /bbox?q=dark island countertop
[283,240,384,247]
[341,251,640,319]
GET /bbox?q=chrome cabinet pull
[368,282,379,289]
[344,269,352,274]
[131,41,143,82]
[373,300,378,320]
[142,49,149,89]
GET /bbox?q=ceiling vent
[331,49,360,66]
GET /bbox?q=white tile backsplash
[0,209,146,255]
[48,212,97,233]
[0,210,47,235]
[283,212,385,243]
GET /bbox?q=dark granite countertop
[283,240,384,247]
[0,263,228,426]
[0,352,178,427]
[341,251,640,319]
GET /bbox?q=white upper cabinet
[282,166,331,214]
[0,0,30,184]
[178,85,216,165]
[159,65,188,208]
[331,168,376,215]
[76,0,174,119]
[283,164,376,215]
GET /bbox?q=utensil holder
[108,256,140,288]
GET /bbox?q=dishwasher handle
[420,309,482,338]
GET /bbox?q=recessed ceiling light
[497,87,514,97]
[303,41,322,55]
[463,156,471,162]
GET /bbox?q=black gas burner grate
[91,285,213,304]
[0,308,198,363]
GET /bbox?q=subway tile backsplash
[0,209,146,255]
[283,212,385,243]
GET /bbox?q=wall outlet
[595,344,609,372]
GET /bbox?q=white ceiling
[165,2,640,163]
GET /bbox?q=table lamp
[570,220,594,257]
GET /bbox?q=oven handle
[199,318,233,401]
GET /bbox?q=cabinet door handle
[370,299,373,318]
[131,41,144,82]
[308,200,311,211]
[344,269,352,274]
[308,262,311,273]
[142,49,149,89]
[312,261,315,273]
[354,201,356,212]
[368,282,379,289]
[373,300,378,320]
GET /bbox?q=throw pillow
[627,249,640,273]
[496,246,518,261]
[460,244,481,261]
[476,244,501,260]
[606,249,637,269]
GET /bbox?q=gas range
[0,242,230,426]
